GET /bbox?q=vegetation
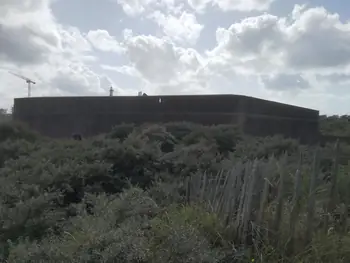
[0,109,11,123]
[320,115,350,137]
[0,115,349,262]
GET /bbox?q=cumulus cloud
[115,0,274,16]
[188,0,275,12]
[116,29,211,94]
[0,0,60,65]
[100,4,350,114]
[97,4,350,105]
[87,29,125,53]
[284,6,350,70]
[101,64,142,78]
[114,0,275,51]
[209,5,350,74]
[49,63,108,95]
[0,24,53,65]
[116,0,157,16]
[59,27,92,54]
[316,73,350,84]
[0,0,115,109]
[3,0,350,115]
[115,0,203,45]
[260,73,310,91]
[123,33,183,82]
[149,10,203,45]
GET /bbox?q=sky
[1,0,350,115]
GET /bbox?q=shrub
[164,122,199,140]
[0,121,39,143]
[234,135,300,160]
[2,120,350,262]
[107,123,135,141]
[0,139,40,168]
[6,189,222,263]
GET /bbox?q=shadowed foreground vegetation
[0,116,350,262]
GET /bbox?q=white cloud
[0,0,60,65]
[109,4,350,114]
[116,0,157,16]
[208,14,285,75]
[187,0,211,13]
[101,64,142,78]
[115,0,274,15]
[149,10,203,45]
[87,29,125,53]
[123,33,183,82]
[0,0,118,110]
[0,24,52,65]
[209,5,350,75]
[59,26,92,53]
[115,0,204,47]
[188,0,275,12]
[284,7,350,70]
[316,73,350,85]
[115,0,203,46]
[118,30,212,94]
[260,73,310,91]
[3,0,350,115]
[194,4,350,114]
[49,63,108,95]
[213,0,274,12]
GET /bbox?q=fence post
[272,153,287,243]
[288,152,303,253]
[213,170,225,212]
[323,140,340,233]
[257,177,270,225]
[243,159,259,246]
[224,168,239,226]
[235,162,251,240]
[306,148,319,243]
[256,156,275,243]
[227,163,244,227]
[200,171,207,202]
[186,176,191,205]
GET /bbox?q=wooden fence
[185,140,350,253]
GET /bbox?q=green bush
[164,122,199,140]
[234,135,300,160]
[107,123,135,140]
[1,119,350,262]
[0,122,39,143]
[320,115,350,136]
[6,189,221,263]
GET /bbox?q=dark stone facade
[13,95,320,143]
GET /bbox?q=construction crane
[8,71,36,97]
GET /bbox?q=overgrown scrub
[6,189,221,263]
[320,115,350,137]
[0,117,350,262]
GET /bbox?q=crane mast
[8,71,36,97]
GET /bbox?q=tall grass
[186,142,350,261]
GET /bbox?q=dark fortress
[13,95,320,143]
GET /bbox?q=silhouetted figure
[72,133,82,141]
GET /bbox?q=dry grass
[186,150,350,262]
